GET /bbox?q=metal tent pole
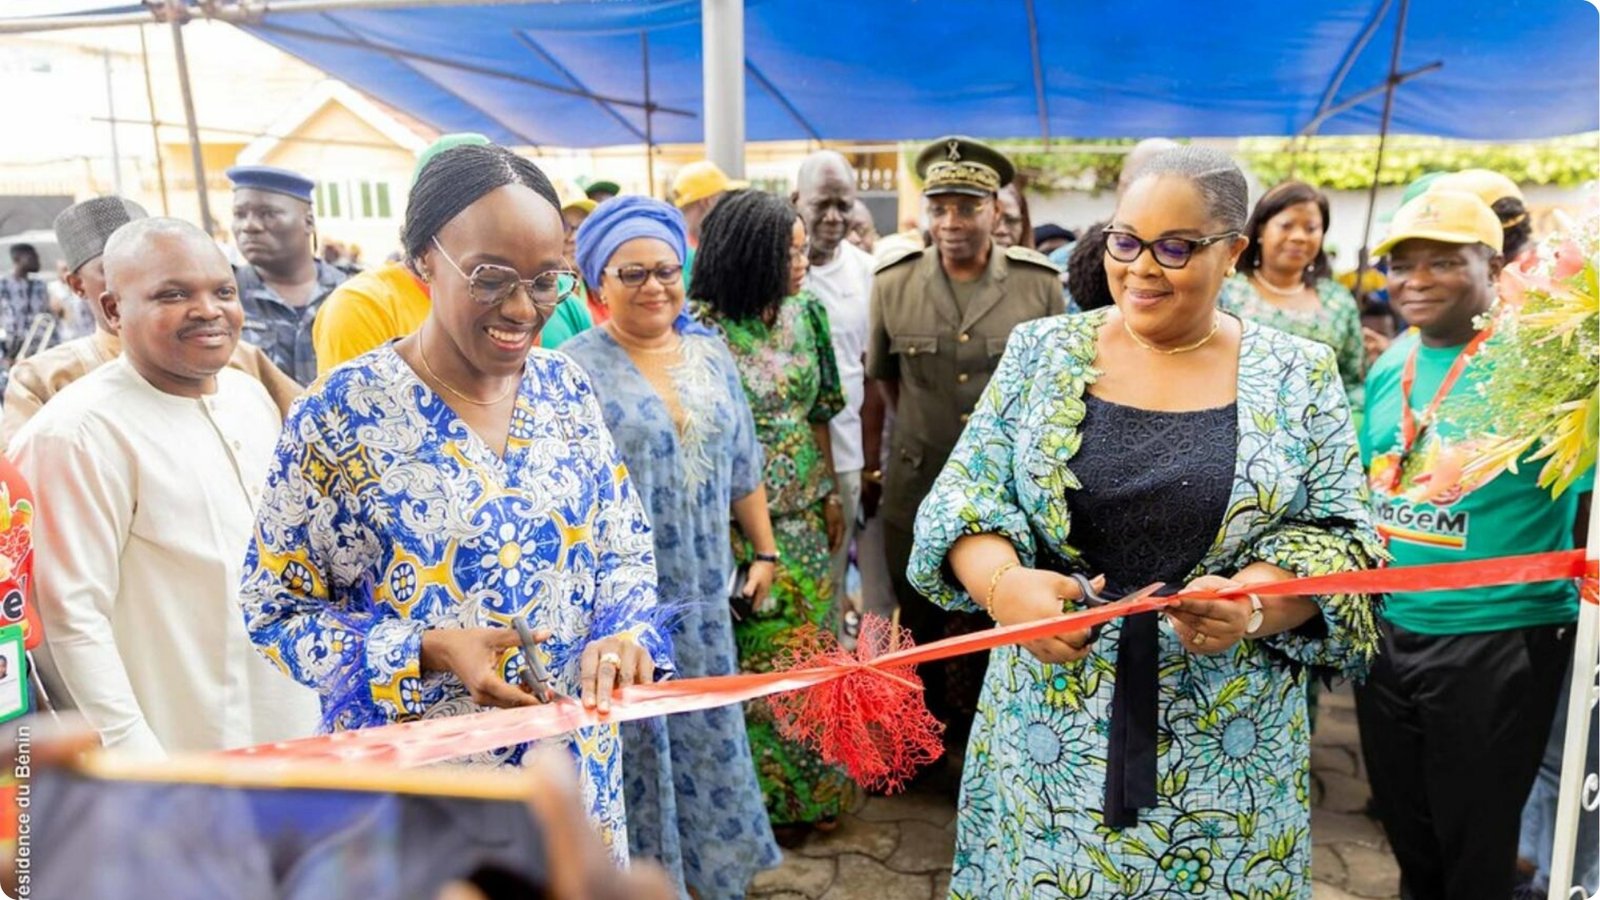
[138,25,171,214]
[103,49,124,195]
[642,31,656,197]
[1548,488,1599,898]
[166,1,214,234]
[700,0,745,178]
[1351,0,1411,308]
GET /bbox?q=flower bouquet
[1423,206,1599,500]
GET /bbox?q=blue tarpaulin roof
[14,1,1600,146]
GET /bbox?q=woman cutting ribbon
[908,146,1383,898]
[241,143,668,861]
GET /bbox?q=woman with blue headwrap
[562,195,782,900]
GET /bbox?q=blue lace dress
[562,328,781,900]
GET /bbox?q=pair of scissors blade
[1118,581,1168,606]
[513,617,559,703]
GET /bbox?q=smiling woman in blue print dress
[563,195,782,900]
[910,146,1383,899]
[240,143,670,862]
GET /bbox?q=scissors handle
[1066,573,1109,644]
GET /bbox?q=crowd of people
[0,126,1590,900]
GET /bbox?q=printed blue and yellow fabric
[910,309,1384,899]
[240,343,668,862]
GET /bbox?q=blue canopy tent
[2,1,1595,234]
[7,0,1596,145]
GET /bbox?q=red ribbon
[223,550,1596,768]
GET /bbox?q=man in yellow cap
[864,136,1062,766]
[1430,168,1535,265]
[1356,189,1590,900]
[671,160,747,277]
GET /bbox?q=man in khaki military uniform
[865,136,1063,751]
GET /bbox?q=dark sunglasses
[1102,228,1240,270]
[603,263,684,288]
[432,237,576,308]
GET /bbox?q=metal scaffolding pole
[103,49,124,195]
[700,0,745,178]
[138,25,171,214]
[166,1,214,234]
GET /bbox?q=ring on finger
[1192,632,1208,647]
[599,651,623,668]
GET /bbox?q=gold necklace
[1252,272,1306,297]
[416,336,520,406]
[1121,313,1221,355]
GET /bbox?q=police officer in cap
[226,164,349,385]
[865,136,1063,761]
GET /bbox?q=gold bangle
[984,562,1020,616]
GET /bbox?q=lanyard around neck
[1397,328,1492,460]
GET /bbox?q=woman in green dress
[690,189,853,842]
[1220,180,1365,411]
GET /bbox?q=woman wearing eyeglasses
[690,190,853,843]
[561,196,782,899]
[909,146,1382,898]
[1220,181,1365,412]
[240,143,668,860]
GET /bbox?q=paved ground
[747,685,1399,899]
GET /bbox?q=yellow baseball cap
[671,160,747,208]
[1430,168,1524,208]
[1373,189,1504,257]
[553,177,598,214]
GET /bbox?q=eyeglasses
[431,237,577,308]
[603,263,684,288]
[1102,228,1241,270]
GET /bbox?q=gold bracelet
[984,562,1020,616]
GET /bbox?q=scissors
[1064,576,1166,645]
[513,616,561,704]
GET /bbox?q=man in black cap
[1032,223,1075,256]
[226,164,348,385]
[865,136,1063,764]
[0,196,300,445]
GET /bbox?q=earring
[1226,266,1237,276]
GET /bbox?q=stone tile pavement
[747,685,1399,900]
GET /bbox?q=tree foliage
[926,135,1600,194]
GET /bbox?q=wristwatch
[1245,593,1265,635]
[753,552,780,564]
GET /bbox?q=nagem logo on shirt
[1370,436,1486,550]
[1377,500,1469,549]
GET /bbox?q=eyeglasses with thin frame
[603,263,684,288]
[1102,227,1241,270]
[431,237,577,308]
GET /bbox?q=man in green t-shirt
[1356,189,1589,900]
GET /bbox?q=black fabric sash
[1036,547,1171,829]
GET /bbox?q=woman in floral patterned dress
[690,190,854,840]
[240,144,668,860]
[910,147,1382,899]
[1220,180,1365,411]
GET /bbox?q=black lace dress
[1060,392,1238,826]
